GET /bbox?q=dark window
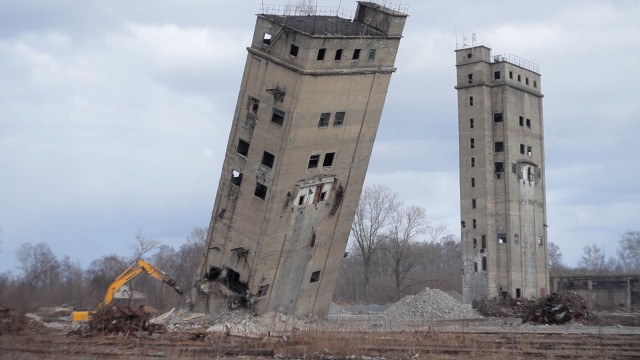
[247,96,259,114]
[308,154,320,169]
[323,152,335,167]
[494,71,501,80]
[368,48,376,60]
[271,108,285,126]
[261,151,275,168]
[495,141,504,152]
[473,238,477,248]
[472,199,476,209]
[257,284,269,297]
[526,77,529,85]
[318,112,330,127]
[512,163,517,173]
[473,219,477,229]
[471,178,475,187]
[526,118,531,128]
[298,195,305,205]
[262,33,272,45]
[471,157,475,167]
[493,113,503,122]
[352,49,361,60]
[468,74,473,83]
[334,111,345,126]
[470,138,475,149]
[254,182,268,199]
[237,139,250,156]
[517,74,521,82]
[310,270,320,282]
[470,118,474,128]
[317,48,326,60]
[231,170,243,186]
[527,146,532,157]
[467,52,472,59]
[469,96,474,106]
[482,257,487,271]
[520,144,525,154]
[335,49,343,60]
[289,44,299,56]
[519,116,524,126]
[482,235,486,248]
[498,234,507,244]
[534,80,537,88]
[516,288,521,298]
[494,162,504,173]
[509,71,513,79]
[474,262,478,272]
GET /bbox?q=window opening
[334,111,345,126]
[310,270,320,282]
[498,234,507,244]
[526,77,529,85]
[317,48,326,60]
[352,48,361,60]
[323,152,335,167]
[473,238,477,248]
[534,80,537,88]
[494,162,504,173]
[320,191,327,201]
[527,146,532,157]
[247,96,259,115]
[335,49,343,60]
[257,284,269,297]
[517,74,521,82]
[262,151,275,168]
[471,157,475,167]
[520,144,525,154]
[262,33,272,45]
[271,108,285,126]
[516,288,521,298]
[468,74,473,83]
[472,199,476,209]
[482,257,487,271]
[231,170,243,186]
[519,116,524,126]
[308,154,320,169]
[471,178,475,187]
[537,236,544,245]
[526,118,531,128]
[298,195,305,205]
[474,262,478,272]
[470,118,474,128]
[481,235,487,249]
[509,71,513,79]
[368,48,376,60]
[473,219,477,229]
[494,71,501,80]
[254,182,268,199]
[467,52,472,59]
[469,96,474,106]
[514,234,519,243]
[318,112,330,127]
[512,163,517,173]
[289,44,299,56]
[493,113,503,122]
[495,142,504,152]
[470,138,475,149]
[237,139,250,156]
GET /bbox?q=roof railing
[260,4,353,19]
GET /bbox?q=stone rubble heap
[383,287,482,322]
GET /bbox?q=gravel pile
[383,288,482,321]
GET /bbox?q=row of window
[236,139,275,168]
[256,269,322,298]
[308,152,335,169]
[472,233,544,248]
[230,170,269,200]
[315,47,376,61]
[318,112,345,127]
[467,71,537,89]
[468,112,533,129]
[251,97,347,129]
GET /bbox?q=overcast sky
[1,0,639,272]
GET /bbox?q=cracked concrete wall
[194,2,407,318]
[456,45,549,304]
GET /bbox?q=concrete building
[193,2,407,318]
[551,274,640,309]
[454,41,549,304]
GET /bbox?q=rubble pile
[0,308,23,335]
[87,305,164,335]
[478,292,591,325]
[383,288,481,321]
[329,302,350,316]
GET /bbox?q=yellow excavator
[72,259,184,322]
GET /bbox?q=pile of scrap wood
[477,292,590,325]
[88,305,164,335]
[0,308,23,335]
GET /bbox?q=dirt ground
[2,315,640,359]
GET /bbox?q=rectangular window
[257,284,269,297]
[352,48,361,60]
[519,116,524,126]
[469,118,474,128]
[472,199,476,209]
[481,235,486,248]
[247,96,259,115]
[509,71,513,79]
[527,146,532,157]
[526,77,529,85]
[494,71,501,80]
[474,262,478,272]
[334,111,345,126]
[289,44,299,56]
[473,238,477,248]
[262,33,272,45]
[494,162,504,173]
[538,236,544,245]
[335,49,343,60]
[493,113,503,122]
[310,270,320,283]
[237,139,250,156]
[298,195,305,205]
[271,108,285,126]
[495,141,504,152]
[534,80,537,88]
[473,219,477,229]
[308,154,320,169]
[512,163,517,173]
[368,48,376,60]
[482,257,487,271]
[471,178,475,187]
[231,170,243,186]
[517,74,521,82]
[520,144,525,154]
[516,288,521,298]
[469,96,474,106]
[261,151,275,168]
[498,234,507,244]
[254,182,268,199]
[318,112,330,127]
[470,138,475,149]
[468,74,473,83]
[471,157,475,167]
[317,48,326,60]
[323,152,335,167]
[526,118,531,128]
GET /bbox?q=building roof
[259,15,387,37]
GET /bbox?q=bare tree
[547,242,565,273]
[617,230,640,273]
[350,184,401,301]
[130,230,160,261]
[579,244,613,274]
[384,205,427,299]
[16,242,60,289]
[175,227,207,291]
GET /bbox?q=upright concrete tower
[194,1,407,318]
[454,41,549,304]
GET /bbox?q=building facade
[193,2,407,318]
[455,42,549,304]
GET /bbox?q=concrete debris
[83,305,164,335]
[383,288,482,321]
[478,292,591,325]
[0,308,23,335]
